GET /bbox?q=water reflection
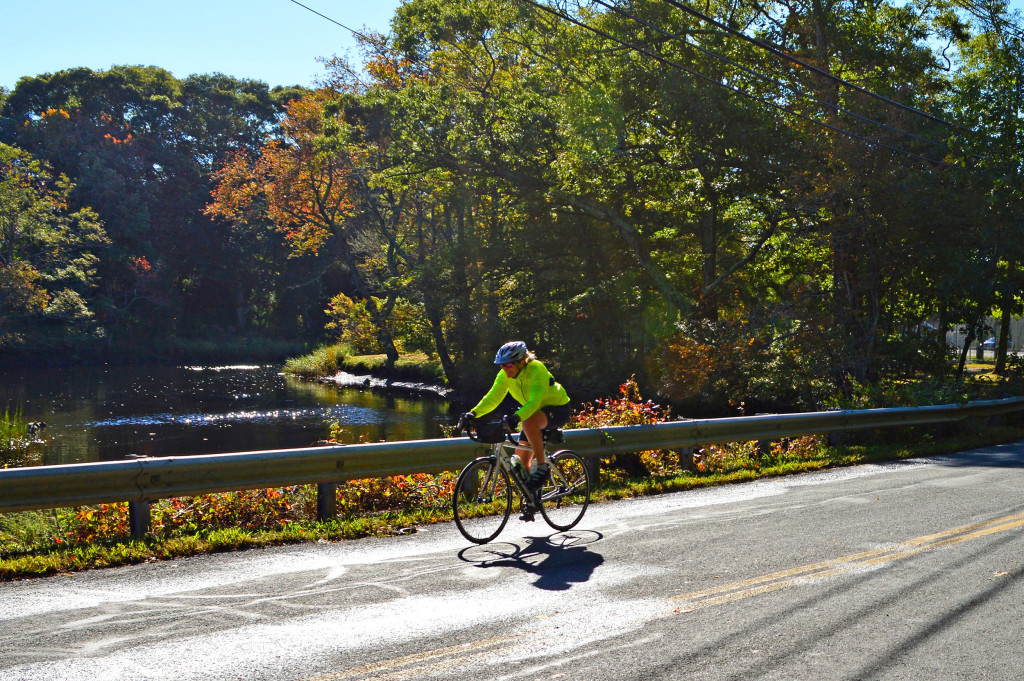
[0,365,450,466]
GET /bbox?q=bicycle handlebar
[456,414,518,444]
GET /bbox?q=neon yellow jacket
[471,359,570,421]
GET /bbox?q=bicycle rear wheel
[453,456,512,544]
[538,449,591,531]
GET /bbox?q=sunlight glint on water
[0,365,449,465]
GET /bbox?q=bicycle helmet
[494,341,528,364]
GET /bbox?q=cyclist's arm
[470,371,510,417]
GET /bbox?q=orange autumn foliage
[206,92,358,257]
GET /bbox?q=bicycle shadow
[457,530,605,591]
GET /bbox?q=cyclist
[463,341,571,517]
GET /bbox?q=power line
[516,0,957,167]
[286,0,960,167]
[592,0,949,150]
[287,0,371,42]
[653,0,964,131]
[955,0,1024,42]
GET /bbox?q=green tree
[0,66,309,348]
[942,0,1024,377]
[0,143,107,349]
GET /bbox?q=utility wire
[955,0,1024,42]
[286,0,961,166]
[517,0,957,167]
[653,0,964,131]
[592,0,949,149]
[287,0,371,42]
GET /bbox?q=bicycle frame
[453,415,591,543]
[479,438,537,505]
[470,430,578,506]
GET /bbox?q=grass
[1,405,31,464]
[1,405,25,439]
[590,423,1024,502]
[3,420,1024,580]
[283,343,446,385]
[0,509,450,580]
[341,352,446,384]
[282,343,346,377]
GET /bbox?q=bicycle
[452,414,592,544]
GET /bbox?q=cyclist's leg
[519,410,548,470]
[521,403,570,469]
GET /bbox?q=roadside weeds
[3,423,1023,581]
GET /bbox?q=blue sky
[1,1,403,91]
[3,1,1023,92]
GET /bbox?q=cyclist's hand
[502,413,520,432]
[459,412,475,431]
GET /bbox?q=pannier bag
[472,418,507,443]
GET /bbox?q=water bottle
[510,454,526,482]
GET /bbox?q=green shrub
[283,343,348,377]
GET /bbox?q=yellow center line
[306,512,1024,678]
[304,635,507,681]
[669,512,1024,613]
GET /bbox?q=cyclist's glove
[503,413,521,431]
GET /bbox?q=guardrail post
[317,482,338,521]
[129,500,150,538]
[584,456,601,486]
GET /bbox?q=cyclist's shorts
[541,403,572,430]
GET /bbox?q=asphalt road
[5,441,1024,680]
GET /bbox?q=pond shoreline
[1,364,450,466]
[316,371,454,400]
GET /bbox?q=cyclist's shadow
[458,531,604,591]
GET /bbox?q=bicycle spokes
[453,457,513,543]
[538,450,591,532]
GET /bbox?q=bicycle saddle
[540,427,564,443]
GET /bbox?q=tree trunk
[450,199,478,366]
[937,304,949,352]
[996,299,1012,374]
[375,293,401,370]
[833,234,875,385]
[425,295,458,386]
[415,201,459,387]
[234,287,251,331]
[957,326,976,379]
[698,202,719,321]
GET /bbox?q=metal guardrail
[2,397,1023,518]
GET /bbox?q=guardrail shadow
[457,530,605,591]
[646,512,1024,681]
[926,440,1024,468]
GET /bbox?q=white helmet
[494,341,528,364]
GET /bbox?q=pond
[0,364,452,466]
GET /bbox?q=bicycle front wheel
[453,456,512,544]
[538,449,591,531]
